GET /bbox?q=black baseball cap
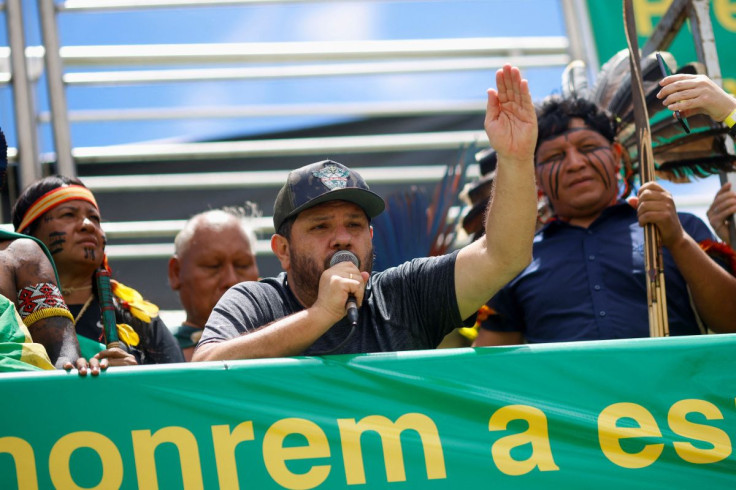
[273,160,385,232]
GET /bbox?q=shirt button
[594,285,601,291]
[587,230,593,235]
[588,255,595,261]
[599,311,606,317]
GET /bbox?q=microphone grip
[346,295,359,326]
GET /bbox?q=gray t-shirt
[200,250,471,355]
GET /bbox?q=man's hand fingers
[75,358,89,377]
[87,357,102,376]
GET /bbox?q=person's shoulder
[373,251,458,282]
[2,236,47,259]
[676,211,706,224]
[2,237,57,285]
[247,273,287,290]
[677,211,711,232]
[219,274,288,302]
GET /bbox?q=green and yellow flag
[0,294,53,372]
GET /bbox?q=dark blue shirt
[483,202,714,342]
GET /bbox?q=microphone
[330,250,360,326]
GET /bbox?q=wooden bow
[623,0,669,336]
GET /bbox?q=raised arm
[454,65,538,320]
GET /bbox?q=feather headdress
[563,49,736,185]
[459,148,496,242]
[371,144,472,271]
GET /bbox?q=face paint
[32,201,106,270]
[535,122,621,223]
[537,129,616,194]
[48,231,66,255]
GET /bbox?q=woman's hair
[535,96,617,156]
[12,175,88,235]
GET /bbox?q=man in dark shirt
[193,65,539,360]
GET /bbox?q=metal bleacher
[1,0,573,314]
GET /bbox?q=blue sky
[1,0,723,219]
[6,0,565,147]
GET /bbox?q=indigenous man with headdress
[0,130,97,373]
[12,175,184,365]
[474,96,736,347]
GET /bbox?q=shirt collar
[541,200,634,234]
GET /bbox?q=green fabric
[0,294,53,372]
[0,334,735,488]
[76,333,105,359]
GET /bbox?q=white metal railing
[6,0,572,189]
[3,0,572,257]
[59,0,458,12]
[4,0,43,184]
[0,191,715,260]
[104,241,273,259]
[2,36,568,83]
[62,55,569,86]
[40,100,486,124]
[68,131,489,165]
[74,163,482,192]
[58,37,568,66]
[0,35,564,126]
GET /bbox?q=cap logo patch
[313,164,349,191]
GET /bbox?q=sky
[7,0,565,148]
[0,0,566,316]
[0,0,724,221]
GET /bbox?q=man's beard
[288,247,374,307]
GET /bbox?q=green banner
[1,334,735,489]
[585,0,736,93]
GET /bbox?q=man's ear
[168,256,181,290]
[369,225,374,239]
[271,234,290,270]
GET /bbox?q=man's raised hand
[484,64,537,163]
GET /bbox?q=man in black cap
[193,64,538,360]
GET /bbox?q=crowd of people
[1,65,735,372]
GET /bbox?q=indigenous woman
[12,176,184,365]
